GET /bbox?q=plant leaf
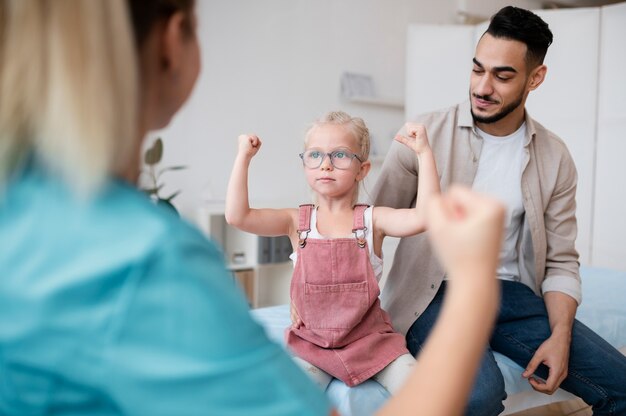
[144,138,163,165]
[157,165,187,177]
[153,138,163,162]
[164,190,181,202]
[141,183,164,195]
[160,165,187,172]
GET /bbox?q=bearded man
[373,6,626,416]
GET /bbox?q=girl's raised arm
[225,134,295,237]
[374,123,440,240]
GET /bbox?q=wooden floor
[509,398,592,416]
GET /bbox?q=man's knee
[465,380,505,416]
[464,353,506,416]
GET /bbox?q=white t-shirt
[289,206,384,282]
[472,123,526,282]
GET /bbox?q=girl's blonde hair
[0,0,137,193]
[305,111,370,162]
[304,111,371,203]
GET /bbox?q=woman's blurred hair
[0,0,194,194]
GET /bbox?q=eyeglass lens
[301,150,356,169]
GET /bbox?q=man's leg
[491,281,626,416]
[406,282,506,416]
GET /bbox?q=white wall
[148,0,458,220]
[405,24,475,118]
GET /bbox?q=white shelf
[227,263,256,271]
[227,261,290,272]
[346,95,404,110]
[196,208,292,308]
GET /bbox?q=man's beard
[470,91,524,124]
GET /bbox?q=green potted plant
[141,137,186,214]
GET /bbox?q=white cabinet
[195,206,293,308]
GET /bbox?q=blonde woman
[0,1,503,415]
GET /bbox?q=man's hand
[522,291,577,394]
[522,330,571,394]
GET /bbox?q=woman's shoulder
[101,180,220,261]
[4,169,220,273]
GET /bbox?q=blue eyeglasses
[299,149,363,170]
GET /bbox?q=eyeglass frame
[298,148,364,170]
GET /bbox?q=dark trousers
[406,280,626,416]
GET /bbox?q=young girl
[226,111,440,393]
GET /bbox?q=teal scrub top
[0,163,330,416]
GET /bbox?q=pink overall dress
[286,204,409,387]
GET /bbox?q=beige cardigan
[372,100,581,335]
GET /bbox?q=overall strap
[352,204,369,248]
[297,204,314,248]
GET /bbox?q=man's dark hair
[485,6,553,68]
